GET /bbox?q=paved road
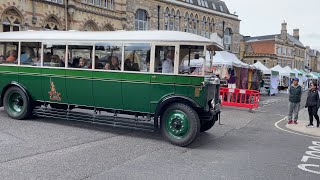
[0,93,319,179]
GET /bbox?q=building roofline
[160,0,240,21]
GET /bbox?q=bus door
[41,42,68,105]
[149,45,177,112]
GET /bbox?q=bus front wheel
[3,86,32,120]
[161,103,200,147]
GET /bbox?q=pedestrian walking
[305,81,320,128]
[288,77,302,124]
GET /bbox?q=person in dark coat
[305,81,320,128]
[288,77,302,124]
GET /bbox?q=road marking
[274,118,320,140]
[298,141,320,175]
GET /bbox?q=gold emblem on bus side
[48,79,61,101]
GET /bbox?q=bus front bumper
[200,108,221,122]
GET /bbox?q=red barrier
[219,88,260,109]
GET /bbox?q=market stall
[212,51,250,89]
[253,62,279,95]
[271,65,294,93]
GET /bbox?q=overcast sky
[224,0,320,50]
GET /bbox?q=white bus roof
[0,30,218,45]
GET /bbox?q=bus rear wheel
[3,86,32,120]
[161,103,200,147]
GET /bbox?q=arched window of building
[184,12,189,32]
[194,14,198,35]
[135,9,148,31]
[175,10,180,31]
[224,28,232,51]
[206,17,210,38]
[103,24,115,31]
[164,8,169,30]
[109,0,114,10]
[189,13,193,33]
[83,20,98,31]
[210,18,215,33]
[169,9,175,31]
[2,8,22,32]
[44,16,61,31]
[201,16,206,37]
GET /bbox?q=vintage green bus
[0,30,222,146]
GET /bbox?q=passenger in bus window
[50,55,60,67]
[124,58,139,71]
[6,50,17,63]
[162,50,174,73]
[78,57,88,69]
[72,58,79,68]
[21,47,34,64]
[32,56,41,66]
[104,63,111,70]
[43,52,51,62]
[110,56,120,70]
[90,55,103,69]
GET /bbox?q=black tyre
[200,115,218,132]
[161,103,200,146]
[3,86,32,120]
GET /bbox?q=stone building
[0,0,240,55]
[305,47,320,72]
[241,22,306,69]
[125,0,240,55]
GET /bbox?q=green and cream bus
[0,30,222,146]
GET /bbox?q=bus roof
[0,30,218,45]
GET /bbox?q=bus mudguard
[154,94,202,121]
[0,81,30,107]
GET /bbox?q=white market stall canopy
[253,61,275,74]
[283,66,298,77]
[293,68,303,76]
[271,65,288,76]
[310,72,319,79]
[212,51,249,68]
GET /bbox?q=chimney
[293,29,300,40]
[281,21,287,40]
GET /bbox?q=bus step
[33,107,155,132]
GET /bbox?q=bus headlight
[211,99,215,109]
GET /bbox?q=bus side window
[179,45,204,75]
[67,45,93,69]
[0,42,19,65]
[124,43,151,72]
[20,42,41,66]
[43,43,66,68]
[95,43,122,71]
[154,46,175,74]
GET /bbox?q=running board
[33,107,155,132]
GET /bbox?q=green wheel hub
[7,92,24,115]
[166,110,189,139]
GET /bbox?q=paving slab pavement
[286,108,320,137]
